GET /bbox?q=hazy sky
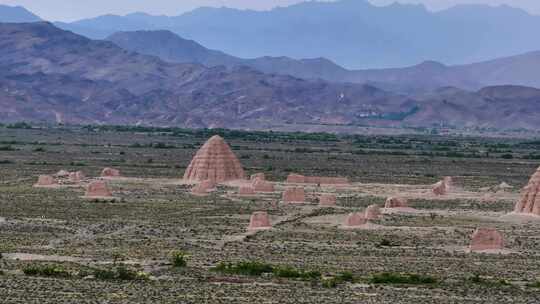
[1,0,539,21]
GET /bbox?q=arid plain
[1,125,540,303]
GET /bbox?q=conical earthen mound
[514,167,540,215]
[183,135,245,182]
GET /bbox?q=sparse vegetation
[369,273,437,285]
[22,264,71,278]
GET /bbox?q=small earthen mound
[69,171,85,183]
[85,181,112,198]
[470,228,504,252]
[34,175,56,187]
[286,173,306,183]
[385,197,408,208]
[191,179,217,196]
[432,176,452,196]
[319,194,336,206]
[514,167,540,215]
[238,186,256,196]
[248,212,272,230]
[252,179,275,192]
[345,212,367,227]
[183,135,245,182]
[282,187,306,203]
[101,167,120,178]
[250,173,266,181]
[55,170,70,178]
[365,204,381,220]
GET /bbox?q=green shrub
[273,266,321,280]
[370,273,437,285]
[171,251,187,268]
[22,264,70,278]
[213,261,273,276]
[93,265,149,281]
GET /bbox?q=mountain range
[49,0,540,69]
[107,30,540,92]
[1,22,540,131]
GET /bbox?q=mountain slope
[59,0,540,69]
[107,30,540,91]
[0,22,415,129]
[0,5,41,22]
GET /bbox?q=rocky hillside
[1,22,540,131]
[107,30,540,93]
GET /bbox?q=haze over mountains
[1,22,540,131]
[107,30,540,92]
[53,0,540,69]
[2,1,540,69]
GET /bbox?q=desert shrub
[33,147,46,152]
[170,251,187,268]
[370,273,437,285]
[93,265,149,281]
[22,264,70,278]
[272,266,321,280]
[213,261,273,276]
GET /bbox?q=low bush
[93,265,149,281]
[213,261,273,276]
[170,251,187,268]
[22,264,71,278]
[370,273,437,285]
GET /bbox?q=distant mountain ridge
[107,30,540,92]
[1,22,540,131]
[0,5,41,22]
[55,0,540,69]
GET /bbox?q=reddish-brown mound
[55,170,70,178]
[85,181,112,197]
[252,179,274,192]
[191,179,216,196]
[69,171,85,183]
[250,173,265,181]
[319,194,337,206]
[433,176,452,196]
[35,175,56,186]
[101,167,120,177]
[470,228,504,251]
[385,197,408,208]
[282,187,306,203]
[365,204,381,220]
[248,212,272,230]
[183,135,245,182]
[514,167,540,215]
[238,186,256,196]
[345,212,367,227]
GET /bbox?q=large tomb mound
[248,212,272,230]
[514,167,540,216]
[183,135,245,182]
[470,228,504,252]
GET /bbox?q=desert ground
[1,125,540,303]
